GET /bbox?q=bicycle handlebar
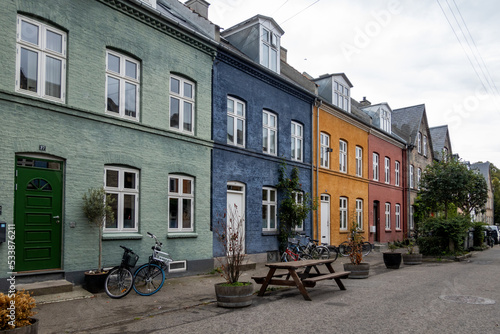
[120,245,134,253]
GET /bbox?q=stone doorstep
[17,279,74,296]
[239,261,257,271]
[34,286,94,305]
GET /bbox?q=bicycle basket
[288,237,298,244]
[124,252,139,267]
[153,250,173,263]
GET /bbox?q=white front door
[227,182,245,254]
[320,194,330,245]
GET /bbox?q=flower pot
[214,282,254,308]
[84,271,108,293]
[403,253,422,265]
[343,263,370,279]
[383,252,402,269]
[2,318,39,334]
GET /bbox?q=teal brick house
[0,0,218,289]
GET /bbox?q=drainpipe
[314,98,322,240]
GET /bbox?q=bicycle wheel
[105,267,133,299]
[315,246,330,260]
[133,263,165,296]
[299,253,312,260]
[281,252,289,262]
[329,246,339,262]
[361,242,372,256]
[340,241,351,256]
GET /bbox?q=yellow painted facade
[312,104,370,246]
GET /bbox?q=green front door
[14,156,63,272]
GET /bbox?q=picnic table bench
[252,258,350,301]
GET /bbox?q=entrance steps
[373,243,388,252]
[239,261,257,271]
[17,279,73,296]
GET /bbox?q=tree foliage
[490,163,500,225]
[417,157,488,218]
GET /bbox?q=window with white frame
[261,27,279,73]
[263,110,277,155]
[340,197,348,230]
[104,166,139,232]
[170,75,195,134]
[395,204,401,230]
[356,146,363,177]
[106,50,140,120]
[417,132,422,154]
[381,109,391,132]
[262,187,277,231]
[384,157,390,184]
[356,199,363,230]
[417,168,422,190]
[291,122,303,162]
[395,161,400,186]
[423,135,427,156]
[339,140,347,173]
[168,175,194,232]
[227,97,245,147]
[334,81,350,112]
[320,133,330,168]
[410,206,415,230]
[385,203,391,229]
[16,15,67,102]
[410,165,414,189]
[443,147,449,161]
[373,153,379,181]
[293,191,304,231]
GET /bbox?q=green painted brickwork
[0,0,215,278]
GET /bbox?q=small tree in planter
[0,290,38,332]
[343,220,370,278]
[402,240,422,265]
[213,204,253,308]
[82,187,115,292]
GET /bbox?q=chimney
[185,0,210,19]
[360,96,371,106]
[280,46,287,62]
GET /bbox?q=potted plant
[0,290,38,333]
[343,220,370,279]
[402,240,422,265]
[383,242,402,269]
[82,187,115,293]
[213,204,253,308]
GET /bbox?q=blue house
[212,15,317,261]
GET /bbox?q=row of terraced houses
[1,0,491,289]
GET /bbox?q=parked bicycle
[301,235,331,260]
[339,235,372,257]
[133,232,174,296]
[281,237,311,262]
[105,245,139,299]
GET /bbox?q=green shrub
[416,215,472,255]
[417,236,446,256]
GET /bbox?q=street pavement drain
[439,295,496,305]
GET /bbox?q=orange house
[311,74,370,247]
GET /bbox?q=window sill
[103,232,143,240]
[262,231,278,236]
[167,232,198,239]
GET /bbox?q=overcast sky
[206,0,500,168]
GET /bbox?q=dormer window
[334,81,349,112]
[380,109,391,132]
[261,27,279,72]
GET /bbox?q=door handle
[53,216,60,224]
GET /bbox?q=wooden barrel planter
[2,318,39,334]
[214,282,254,308]
[403,253,422,265]
[343,263,370,279]
[383,252,402,269]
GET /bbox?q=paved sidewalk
[34,251,386,333]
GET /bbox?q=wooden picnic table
[252,258,350,301]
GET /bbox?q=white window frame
[410,165,414,189]
[105,50,140,121]
[263,110,277,155]
[340,197,348,230]
[168,175,195,232]
[395,161,400,187]
[355,146,363,177]
[334,81,350,112]
[395,204,401,230]
[339,140,347,173]
[104,166,139,232]
[356,199,363,230]
[293,191,305,231]
[381,110,391,132]
[384,157,390,184]
[385,203,391,230]
[423,135,427,156]
[410,206,415,230]
[417,132,422,154]
[373,153,379,181]
[169,75,195,134]
[417,168,422,190]
[261,27,279,73]
[320,132,330,168]
[291,122,303,162]
[16,15,67,102]
[262,187,277,232]
[227,96,245,147]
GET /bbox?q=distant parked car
[486,225,499,244]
